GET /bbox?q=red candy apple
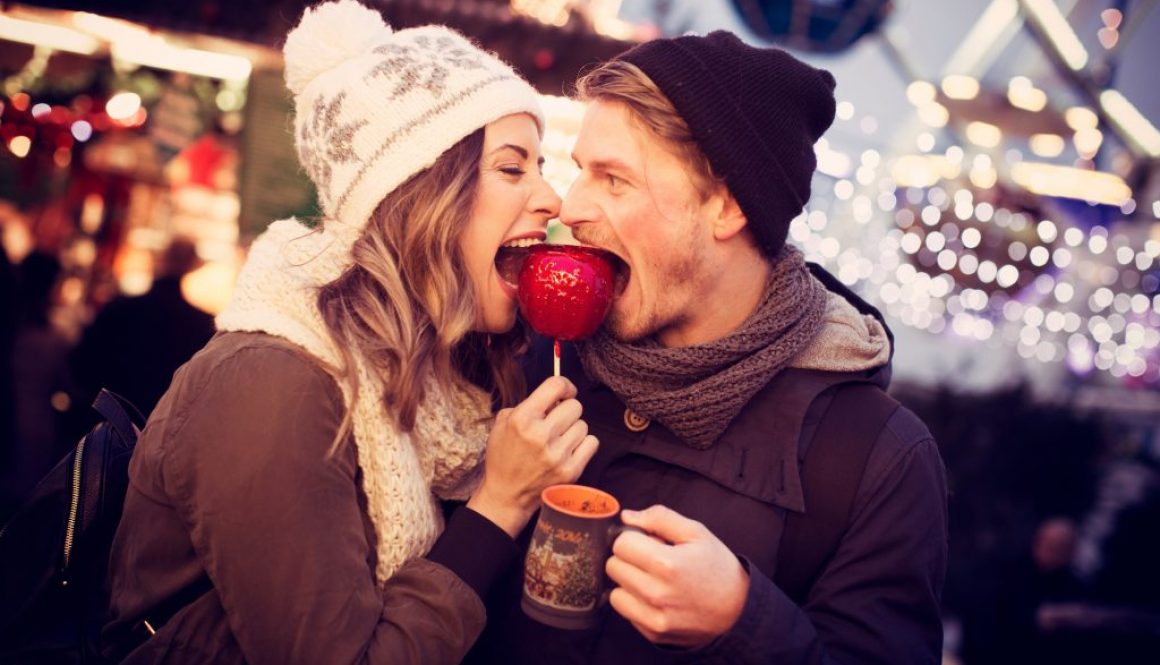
[517,244,616,341]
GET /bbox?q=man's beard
[603,244,703,344]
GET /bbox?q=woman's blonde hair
[318,128,526,441]
[574,59,722,199]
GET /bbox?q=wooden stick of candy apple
[517,245,617,380]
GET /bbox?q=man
[467,31,947,664]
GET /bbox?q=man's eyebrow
[573,156,634,173]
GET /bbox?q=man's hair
[574,60,721,200]
[318,128,526,440]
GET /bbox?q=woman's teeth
[501,238,543,248]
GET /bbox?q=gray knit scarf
[577,246,827,449]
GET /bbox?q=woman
[102,2,596,663]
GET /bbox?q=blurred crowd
[0,237,213,517]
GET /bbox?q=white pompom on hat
[282,0,544,263]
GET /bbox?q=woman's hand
[467,376,598,536]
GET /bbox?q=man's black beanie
[618,31,837,257]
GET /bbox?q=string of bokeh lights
[792,109,1159,384]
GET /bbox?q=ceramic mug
[521,484,636,630]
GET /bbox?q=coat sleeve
[694,411,948,665]
[159,343,517,665]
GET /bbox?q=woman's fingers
[545,398,584,440]
[519,376,577,417]
[554,418,589,458]
[561,434,599,481]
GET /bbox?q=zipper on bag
[61,437,86,585]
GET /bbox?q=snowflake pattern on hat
[297,92,367,194]
[369,35,486,100]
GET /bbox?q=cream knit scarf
[216,218,492,587]
[578,246,890,449]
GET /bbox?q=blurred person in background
[69,235,214,418]
[961,516,1088,665]
[0,244,16,491]
[1046,460,1160,664]
[101,2,597,663]
[1,251,74,521]
[0,244,19,517]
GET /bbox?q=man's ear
[712,189,748,241]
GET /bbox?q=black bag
[0,389,144,665]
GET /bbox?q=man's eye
[608,174,623,188]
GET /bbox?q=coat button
[623,408,650,432]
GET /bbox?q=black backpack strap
[92,389,145,445]
[774,382,900,605]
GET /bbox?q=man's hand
[606,505,749,648]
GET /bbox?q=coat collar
[579,366,882,515]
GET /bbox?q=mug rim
[541,484,620,519]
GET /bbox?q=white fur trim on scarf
[791,291,891,372]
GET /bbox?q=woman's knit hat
[283,0,543,245]
[617,31,836,257]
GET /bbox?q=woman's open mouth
[495,238,543,291]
